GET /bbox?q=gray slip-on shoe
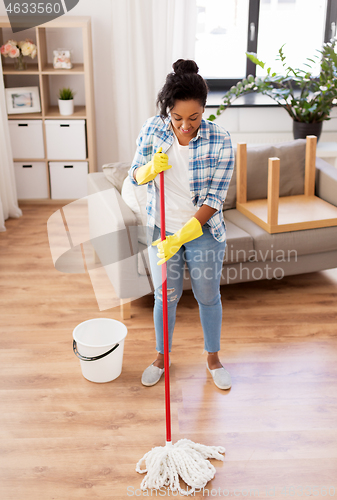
[206,361,232,390]
[141,359,171,387]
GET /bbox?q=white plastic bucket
[73,318,127,383]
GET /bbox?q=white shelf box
[45,119,87,160]
[9,120,45,159]
[49,161,88,199]
[14,162,49,199]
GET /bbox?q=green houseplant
[58,87,75,116]
[208,39,337,141]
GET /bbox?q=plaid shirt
[128,115,234,242]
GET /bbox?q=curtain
[0,62,22,232]
[110,0,197,162]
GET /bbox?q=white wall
[208,105,337,146]
[1,1,337,170]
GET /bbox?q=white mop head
[136,438,226,496]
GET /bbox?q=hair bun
[172,59,199,75]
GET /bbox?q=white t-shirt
[155,134,196,233]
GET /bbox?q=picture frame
[5,86,41,115]
[53,49,73,69]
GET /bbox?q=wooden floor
[1,203,337,500]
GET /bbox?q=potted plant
[58,87,75,116]
[208,39,337,141]
[0,39,37,70]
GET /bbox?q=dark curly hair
[156,59,209,119]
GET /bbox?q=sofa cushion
[102,162,130,192]
[224,218,254,263]
[137,217,254,275]
[223,139,306,210]
[138,243,150,276]
[225,208,337,260]
[121,176,147,244]
[101,163,148,244]
[87,171,118,193]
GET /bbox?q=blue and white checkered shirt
[128,115,234,242]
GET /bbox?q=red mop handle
[159,170,172,444]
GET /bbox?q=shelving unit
[0,15,97,202]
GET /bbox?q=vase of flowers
[208,39,337,142]
[0,39,37,71]
[58,87,75,116]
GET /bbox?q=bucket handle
[73,340,119,362]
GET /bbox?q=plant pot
[293,121,323,142]
[58,98,74,116]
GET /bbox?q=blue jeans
[147,224,226,354]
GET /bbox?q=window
[195,0,337,91]
[195,0,250,79]
[256,0,328,76]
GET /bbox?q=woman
[128,59,234,390]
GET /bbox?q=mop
[136,169,226,496]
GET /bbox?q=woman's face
[170,99,204,144]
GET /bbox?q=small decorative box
[53,49,73,69]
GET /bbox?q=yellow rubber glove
[152,217,203,265]
[135,147,172,185]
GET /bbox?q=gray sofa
[87,141,337,319]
